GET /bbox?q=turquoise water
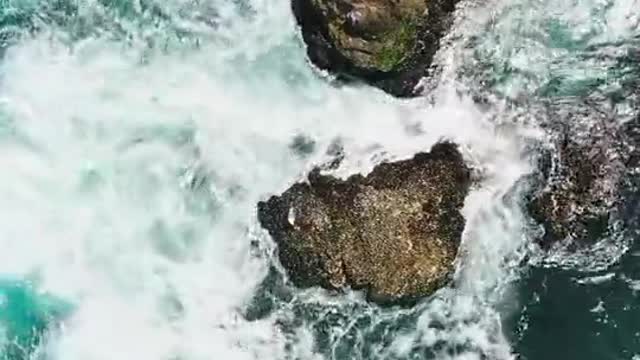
[0,280,70,360]
[0,0,637,360]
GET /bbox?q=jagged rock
[617,114,640,231]
[292,0,459,97]
[257,142,471,304]
[527,101,631,247]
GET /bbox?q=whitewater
[0,0,638,359]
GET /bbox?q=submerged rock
[526,101,632,247]
[292,0,459,97]
[257,142,471,304]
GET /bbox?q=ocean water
[0,1,637,360]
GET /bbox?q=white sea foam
[1,0,633,359]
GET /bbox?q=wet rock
[527,101,630,247]
[292,0,459,97]
[257,142,471,304]
[618,114,640,231]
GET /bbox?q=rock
[292,0,459,97]
[257,142,471,304]
[617,114,640,230]
[526,101,630,247]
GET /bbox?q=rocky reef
[292,0,458,97]
[257,0,639,306]
[257,142,471,304]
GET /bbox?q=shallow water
[0,0,637,359]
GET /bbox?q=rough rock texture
[617,114,640,230]
[257,142,471,304]
[292,0,459,97]
[527,101,630,247]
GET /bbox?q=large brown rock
[257,142,471,304]
[292,0,459,97]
